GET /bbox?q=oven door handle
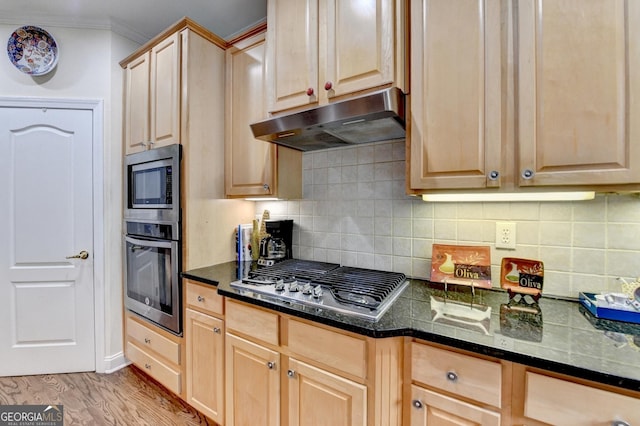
[125,235,173,250]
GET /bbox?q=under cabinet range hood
[250,87,406,152]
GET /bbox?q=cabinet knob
[144,363,151,370]
[144,338,151,344]
[266,361,276,370]
[197,295,204,302]
[521,169,535,180]
[213,327,221,334]
[412,399,423,409]
[446,371,458,382]
[611,422,630,426]
[324,81,333,91]
[306,87,314,96]
[488,170,500,180]
[287,369,296,378]
[263,183,270,191]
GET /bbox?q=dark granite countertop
[183,261,640,393]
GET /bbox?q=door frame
[0,97,107,373]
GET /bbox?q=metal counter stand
[183,261,640,392]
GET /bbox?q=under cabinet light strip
[421,192,596,202]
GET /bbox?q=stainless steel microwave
[125,144,181,223]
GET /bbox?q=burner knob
[302,284,312,295]
[289,281,300,292]
[312,285,323,299]
[275,281,286,292]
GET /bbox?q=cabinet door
[225,35,277,197]
[124,52,150,154]
[323,0,397,101]
[410,385,500,426]
[409,0,503,190]
[185,309,224,425]
[150,32,181,148]
[225,333,280,426]
[266,0,319,113]
[518,0,640,187]
[287,358,367,426]
[523,372,640,426]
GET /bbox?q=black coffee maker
[259,220,294,264]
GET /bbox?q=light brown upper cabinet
[224,31,302,199]
[266,0,407,114]
[123,33,180,154]
[408,0,640,192]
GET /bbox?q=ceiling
[0,0,267,43]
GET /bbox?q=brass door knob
[66,250,89,260]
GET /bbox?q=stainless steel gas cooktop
[230,259,408,321]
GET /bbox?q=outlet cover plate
[496,221,516,250]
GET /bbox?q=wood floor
[0,366,213,425]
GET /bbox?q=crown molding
[0,12,151,44]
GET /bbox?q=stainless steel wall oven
[124,144,182,335]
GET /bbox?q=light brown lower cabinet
[224,299,403,426]
[225,333,281,426]
[409,385,500,426]
[185,308,224,425]
[408,339,640,426]
[408,341,505,425]
[511,365,640,426]
[124,312,184,397]
[286,358,367,426]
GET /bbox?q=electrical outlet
[496,221,516,250]
[494,334,515,350]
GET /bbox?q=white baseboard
[101,351,130,374]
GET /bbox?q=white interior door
[0,106,95,376]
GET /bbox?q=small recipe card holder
[431,244,492,297]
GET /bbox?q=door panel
[0,107,94,375]
[409,0,502,190]
[518,0,640,186]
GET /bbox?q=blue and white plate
[7,25,58,76]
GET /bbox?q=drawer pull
[611,422,630,426]
[287,369,296,378]
[266,361,276,370]
[488,170,500,180]
[412,400,423,409]
[144,338,151,344]
[197,295,204,302]
[446,371,458,382]
[144,363,151,370]
[213,327,221,334]
[522,168,535,180]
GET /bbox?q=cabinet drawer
[186,281,224,315]
[410,385,500,426]
[524,372,640,425]
[287,319,367,379]
[411,343,502,408]
[226,300,279,346]
[126,341,181,395]
[126,317,180,365]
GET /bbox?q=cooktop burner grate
[245,259,339,283]
[315,267,407,309]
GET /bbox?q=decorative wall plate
[500,257,544,300]
[7,25,58,76]
[430,244,492,289]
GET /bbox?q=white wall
[1,24,140,370]
[256,140,640,299]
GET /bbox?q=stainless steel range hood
[250,87,406,152]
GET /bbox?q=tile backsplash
[255,140,640,299]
